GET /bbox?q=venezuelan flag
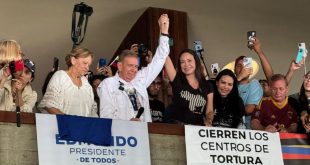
[280,133,310,165]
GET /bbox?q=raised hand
[237,67,253,81]
[130,43,139,55]
[252,37,263,54]
[158,14,169,34]
[12,79,25,91]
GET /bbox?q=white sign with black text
[36,114,151,165]
[185,126,283,165]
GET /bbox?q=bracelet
[161,33,169,37]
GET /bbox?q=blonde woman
[38,47,97,117]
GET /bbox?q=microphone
[135,107,144,118]
[118,81,124,91]
[16,106,21,127]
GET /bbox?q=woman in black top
[291,71,310,134]
[212,69,245,128]
[164,49,213,126]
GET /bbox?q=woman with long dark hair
[292,71,310,133]
[164,49,213,126]
[211,69,245,128]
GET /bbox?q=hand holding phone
[211,63,220,77]
[247,31,256,49]
[243,57,253,68]
[194,40,204,56]
[296,43,307,64]
[99,58,107,68]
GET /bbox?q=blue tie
[128,88,138,111]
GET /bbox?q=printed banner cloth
[185,126,284,165]
[36,113,151,165]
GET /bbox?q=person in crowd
[87,62,113,115]
[162,81,174,123]
[211,69,245,128]
[296,71,310,134]
[38,47,98,117]
[235,37,271,129]
[251,74,298,133]
[148,75,165,123]
[145,50,153,64]
[288,71,310,134]
[259,79,271,97]
[97,14,170,122]
[0,59,37,112]
[95,62,113,76]
[164,49,214,126]
[130,43,153,66]
[234,55,263,129]
[89,74,106,115]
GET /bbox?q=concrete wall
[0,123,38,165]
[0,122,186,165]
[1,0,310,99]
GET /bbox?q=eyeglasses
[304,76,310,81]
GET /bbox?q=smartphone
[9,59,24,73]
[243,57,252,68]
[211,63,220,77]
[296,43,306,64]
[194,40,204,56]
[53,57,59,71]
[99,58,106,68]
[247,31,256,48]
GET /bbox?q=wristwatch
[161,33,169,37]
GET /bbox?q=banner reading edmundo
[185,126,284,165]
[36,114,151,165]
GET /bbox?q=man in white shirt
[97,14,170,122]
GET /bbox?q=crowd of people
[0,14,309,136]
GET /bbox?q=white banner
[185,126,283,165]
[36,114,151,165]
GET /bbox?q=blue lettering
[127,137,137,147]
[67,140,76,145]
[56,134,138,147]
[91,157,117,163]
[80,157,89,162]
[116,136,126,146]
[55,134,65,144]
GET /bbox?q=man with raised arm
[97,14,170,122]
